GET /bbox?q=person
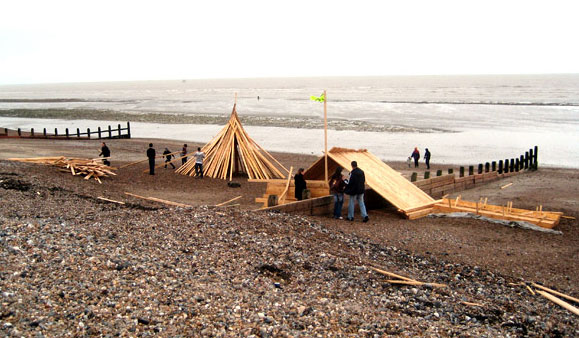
[163,148,176,169]
[411,147,420,168]
[99,142,111,166]
[329,167,346,219]
[294,168,307,201]
[424,148,431,169]
[193,147,205,178]
[147,143,156,175]
[344,161,368,222]
[181,144,188,165]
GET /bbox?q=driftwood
[370,266,447,288]
[531,283,579,304]
[124,192,193,208]
[536,290,579,316]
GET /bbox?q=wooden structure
[8,156,116,183]
[1,122,131,140]
[432,198,561,229]
[304,147,436,219]
[252,178,330,207]
[176,104,288,180]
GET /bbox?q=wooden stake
[536,290,579,316]
[97,196,125,205]
[501,182,513,189]
[215,195,242,207]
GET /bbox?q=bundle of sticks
[8,156,116,183]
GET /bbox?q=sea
[1,74,578,168]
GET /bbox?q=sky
[1,0,579,85]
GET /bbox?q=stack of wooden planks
[8,156,116,183]
[432,197,562,229]
[175,104,288,180]
[251,178,330,207]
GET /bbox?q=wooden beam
[536,290,579,316]
[215,195,242,207]
[531,283,579,304]
[124,192,193,208]
[97,196,125,205]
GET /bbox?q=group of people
[146,143,205,176]
[294,161,369,222]
[409,147,431,169]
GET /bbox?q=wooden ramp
[304,148,436,219]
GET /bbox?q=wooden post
[17,128,22,136]
[529,148,534,167]
[54,128,58,136]
[424,171,430,179]
[323,90,328,182]
[30,128,34,137]
[459,166,465,177]
[504,159,509,173]
[468,165,474,176]
[477,164,483,174]
[492,161,496,172]
[77,128,80,138]
[510,158,515,172]
[519,155,524,170]
[533,145,538,169]
[108,125,112,138]
[515,158,520,172]
[411,172,417,182]
[126,121,131,138]
[3,128,7,136]
[498,160,503,174]
[485,162,490,173]
[43,128,47,138]
[118,124,121,137]
[524,151,529,169]
[448,168,453,175]
[87,128,91,139]
[65,128,69,138]
[436,169,442,176]
[97,127,101,139]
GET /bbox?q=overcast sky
[1,0,578,85]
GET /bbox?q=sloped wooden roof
[176,104,288,180]
[304,147,435,214]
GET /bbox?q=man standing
[181,144,188,165]
[424,148,431,169]
[147,143,156,175]
[344,161,369,222]
[193,147,205,178]
[294,168,307,201]
[411,147,420,168]
[99,142,111,166]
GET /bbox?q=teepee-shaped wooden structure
[176,104,289,180]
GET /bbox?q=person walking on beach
[181,144,188,165]
[99,142,111,166]
[411,147,420,168]
[147,143,156,175]
[163,148,176,169]
[345,161,369,222]
[329,167,346,219]
[294,168,307,201]
[424,148,431,169]
[193,147,205,178]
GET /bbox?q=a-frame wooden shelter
[176,104,289,180]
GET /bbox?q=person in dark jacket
[344,161,369,222]
[424,148,431,169]
[147,143,156,175]
[99,142,111,166]
[181,144,188,165]
[163,148,176,169]
[411,147,420,168]
[329,166,346,219]
[294,168,307,201]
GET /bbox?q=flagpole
[324,90,328,182]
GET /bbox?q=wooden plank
[536,290,579,316]
[215,195,242,207]
[97,196,125,205]
[278,167,293,205]
[532,283,579,304]
[124,192,193,208]
[385,280,447,288]
[369,267,417,282]
[406,207,433,220]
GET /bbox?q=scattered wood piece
[501,182,513,189]
[369,266,417,282]
[525,284,536,296]
[561,215,575,220]
[385,280,447,288]
[124,192,193,208]
[462,301,484,307]
[532,283,579,304]
[536,290,579,316]
[215,203,240,208]
[215,195,242,207]
[97,197,125,205]
[8,156,114,183]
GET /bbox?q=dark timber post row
[127,122,131,138]
[424,171,430,179]
[510,159,515,172]
[43,128,47,138]
[411,172,417,182]
[515,158,520,172]
[534,146,538,169]
[529,148,534,167]
[436,170,442,176]
[492,161,496,172]
[477,164,483,174]
[17,128,22,136]
[485,162,490,173]
[448,168,453,175]
[65,128,69,139]
[504,159,509,173]
[108,125,112,138]
[519,155,524,170]
[468,165,474,176]
[524,151,529,169]
[459,166,465,177]
[55,128,58,137]
[77,128,80,138]
[118,124,122,137]
[98,127,102,139]
[87,128,91,139]
[498,160,503,174]
[31,128,34,137]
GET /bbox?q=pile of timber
[251,177,330,208]
[176,104,288,180]
[8,156,116,183]
[433,197,562,229]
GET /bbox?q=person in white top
[193,147,205,178]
